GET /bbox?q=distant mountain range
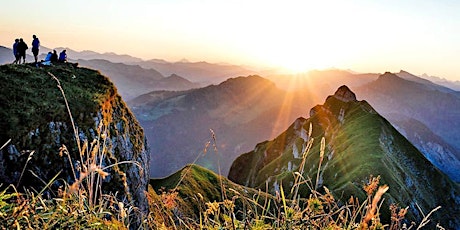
[228,86,460,228]
[132,70,460,184]
[130,76,312,177]
[131,60,259,85]
[39,46,144,63]
[37,46,259,85]
[1,44,459,182]
[75,59,200,101]
[267,69,379,93]
[421,73,460,91]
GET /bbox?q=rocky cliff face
[0,64,149,214]
[228,86,460,228]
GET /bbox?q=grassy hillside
[0,63,150,221]
[0,63,118,188]
[0,63,115,143]
[148,164,411,229]
[150,164,268,221]
[229,87,460,228]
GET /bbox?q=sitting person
[58,50,67,62]
[50,50,58,63]
[41,52,53,65]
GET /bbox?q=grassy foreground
[0,136,440,229]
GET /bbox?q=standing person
[58,50,67,63]
[12,39,20,64]
[17,38,28,64]
[31,35,40,63]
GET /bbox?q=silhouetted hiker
[51,50,58,63]
[41,52,52,66]
[58,50,67,62]
[17,38,28,64]
[31,35,40,63]
[12,38,20,64]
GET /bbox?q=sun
[262,51,329,74]
[276,58,314,74]
[248,33,335,74]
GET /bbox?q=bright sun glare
[202,1,359,74]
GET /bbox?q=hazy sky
[1,0,459,80]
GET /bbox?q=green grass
[229,95,460,227]
[147,163,437,229]
[0,63,115,143]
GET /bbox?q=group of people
[12,38,29,64]
[42,49,67,66]
[12,35,68,65]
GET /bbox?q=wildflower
[205,201,220,215]
[363,175,380,196]
[390,204,408,230]
[308,197,324,214]
[87,164,109,179]
[69,180,81,194]
[161,191,178,210]
[223,199,235,211]
[96,168,109,179]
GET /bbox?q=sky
[1,0,459,80]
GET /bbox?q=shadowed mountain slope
[132,75,312,177]
[356,72,460,181]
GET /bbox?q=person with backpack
[12,38,20,64]
[17,38,28,64]
[31,35,40,64]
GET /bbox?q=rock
[333,85,356,102]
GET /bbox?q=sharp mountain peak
[333,85,357,102]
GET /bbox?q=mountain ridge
[228,85,460,228]
[76,58,200,101]
[356,72,460,181]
